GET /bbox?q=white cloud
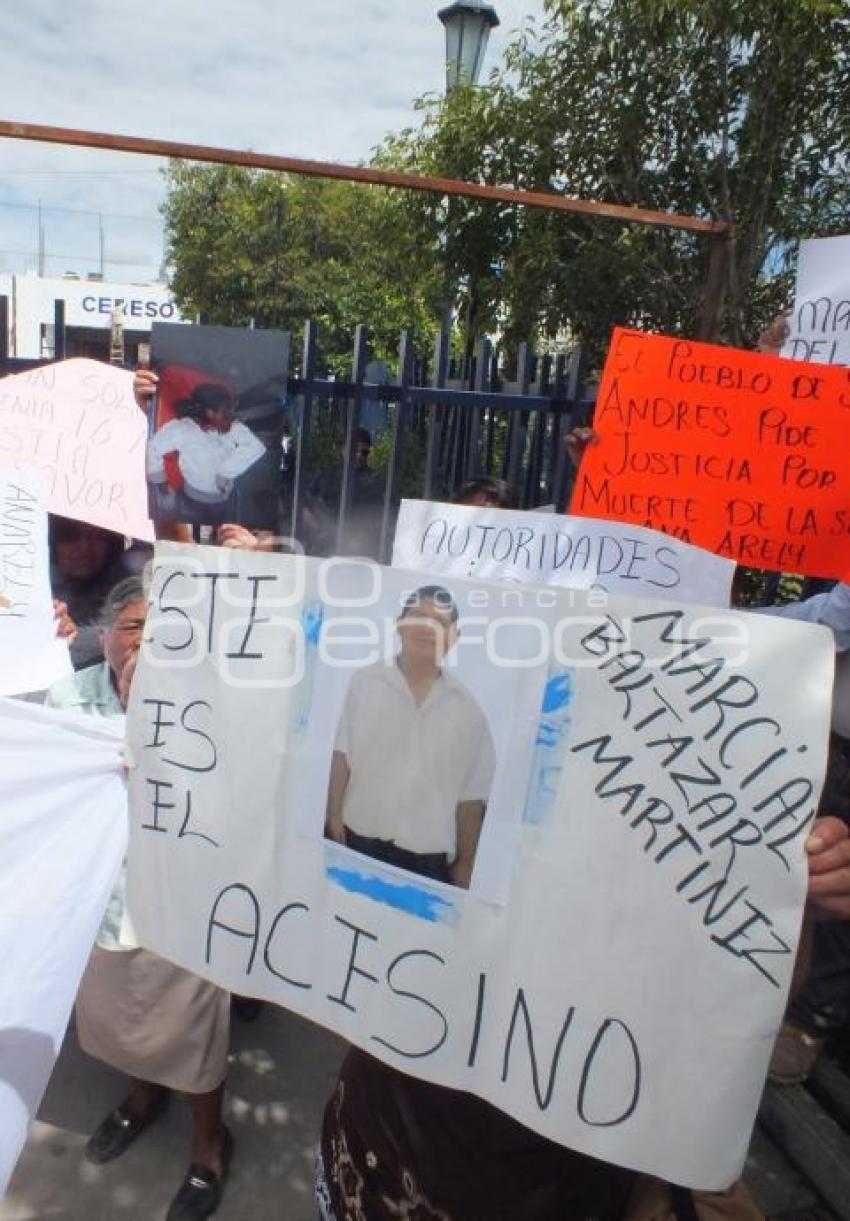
[0,0,545,280]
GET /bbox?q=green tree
[162,1,849,367]
[378,0,849,359]
[161,162,443,371]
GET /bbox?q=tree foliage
[392,0,849,358]
[162,0,849,367]
[161,163,442,371]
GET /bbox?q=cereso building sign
[9,275,187,357]
[79,291,178,322]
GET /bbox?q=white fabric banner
[125,543,830,1190]
[0,468,72,695]
[392,500,735,607]
[0,699,127,1194]
[782,234,850,366]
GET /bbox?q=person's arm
[759,583,850,651]
[756,313,791,356]
[146,418,180,481]
[218,423,267,482]
[452,800,485,888]
[452,713,496,888]
[806,815,850,919]
[217,524,275,551]
[133,367,158,409]
[52,599,77,644]
[133,370,194,545]
[325,751,350,843]
[564,426,600,472]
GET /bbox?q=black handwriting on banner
[419,515,682,589]
[570,610,813,988]
[147,568,276,660]
[0,481,37,614]
[205,881,642,1126]
[787,296,850,364]
[139,697,220,847]
[0,364,143,520]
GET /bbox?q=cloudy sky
[0,0,545,283]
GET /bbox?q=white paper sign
[782,234,850,366]
[0,359,153,540]
[125,544,830,1189]
[392,500,735,607]
[0,698,127,1194]
[0,468,72,695]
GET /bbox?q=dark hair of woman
[173,383,233,424]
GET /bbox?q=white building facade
[0,273,188,362]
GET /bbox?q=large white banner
[125,543,831,1189]
[0,699,127,1194]
[783,234,850,366]
[0,359,153,540]
[0,468,71,695]
[392,500,735,607]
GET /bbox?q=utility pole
[37,200,45,276]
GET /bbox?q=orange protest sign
[570,327,850,580]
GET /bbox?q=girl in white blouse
[146,383,265,523]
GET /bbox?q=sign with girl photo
[146,322,290,529]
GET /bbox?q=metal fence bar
[552,347,587,511]
[505,342,531,491]
[378,331,411,563]
[466,337,490,481]
[423,325,449,500]
[544,353,567,504]
[336,324,368,554]
[290,320,318,542]
[484,351,499,476]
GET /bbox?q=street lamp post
[437,1,500,468]
[438,1,500,93]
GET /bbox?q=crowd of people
[24,346,850,1221]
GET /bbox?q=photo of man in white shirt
[325,585,496,888]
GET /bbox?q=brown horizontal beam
[0,120,731,237]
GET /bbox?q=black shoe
[85,1093,169,1165]
[231,995,263,1022]
[166,1127,234,1221]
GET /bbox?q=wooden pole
[0,119,730,237]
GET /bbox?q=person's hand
[806,816,850,919]
[325,817,346,845]
[756,314,791,356]
[118,647,140,710]
[565,426,600,471]
[133,368,158,412]
[52,599,77,643]
[216,523,274,551]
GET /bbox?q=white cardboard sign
[0,468,71,695]
[392,500,735,607]
[125,543,830,1190]
[0,359,153,540]
[782,234,850,366]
